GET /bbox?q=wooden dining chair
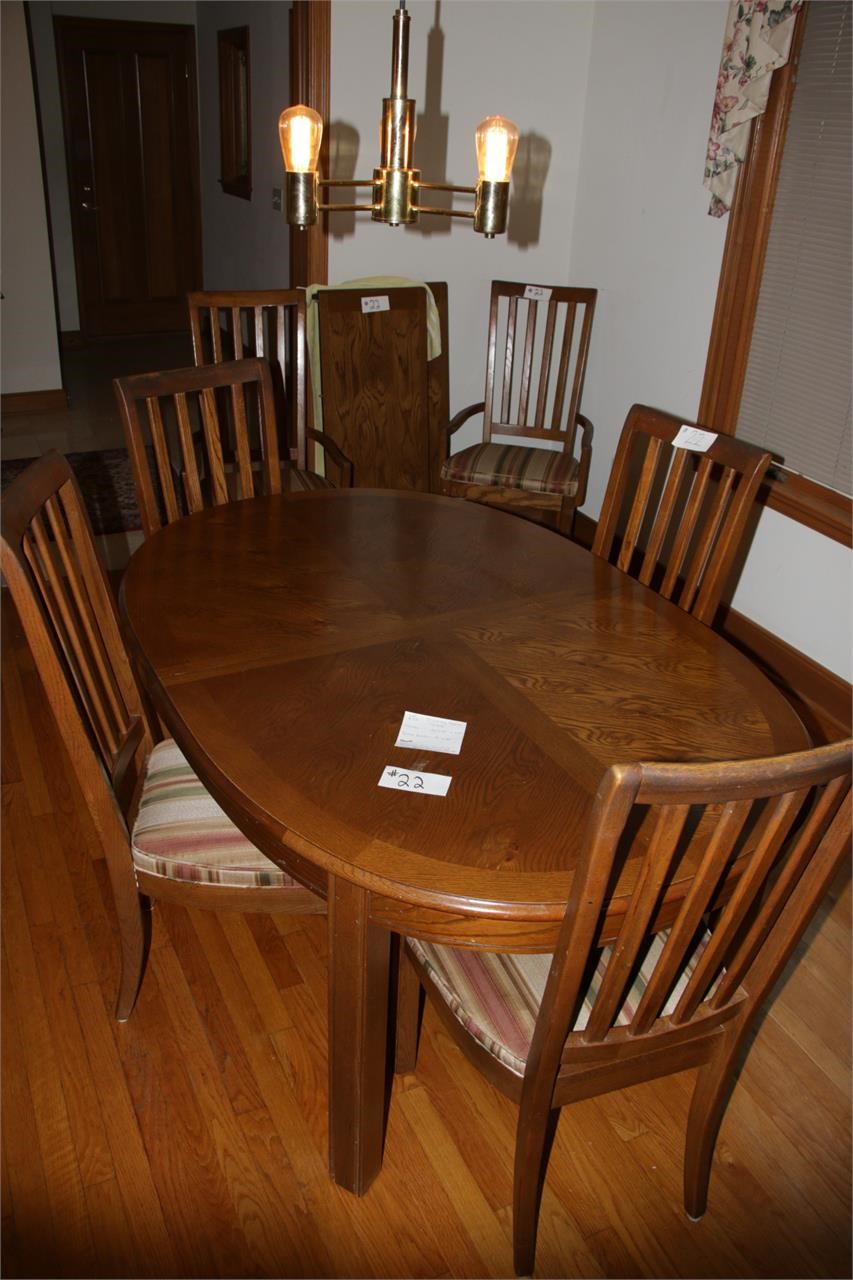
[440,281,597,533]
[187,287,352,488]
[312,282,449,492]
[396,739,852,1276]
[114,357,289,539]
[0,452,324,1021]
[592,404,773,624]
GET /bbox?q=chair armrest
[307,427,354,487]
[445,401,486,461]
[574,412,593,508]
[448,401,486,437]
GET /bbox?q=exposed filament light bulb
[475,115,519,184]
[279,105,323,173]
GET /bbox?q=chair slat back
[187,288,309,469]
[482,281,597,455]
[527,742,851,1092]
[114,358,281,539]
[0,452,153,813]
[592,404,773,624]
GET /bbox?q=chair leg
[394,945,423,1074]
[513,1104,559,1277]
[683,1024,743,1219]
[114,890,153,1022]
[556,496,577,538]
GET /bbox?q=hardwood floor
[1,599,850,1279]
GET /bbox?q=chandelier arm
[414,181,477,195]
[317,178,375,189]
[317,202,378,213]
[412,205,476,220]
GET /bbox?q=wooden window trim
[288,0,330,289]
[698,3,851,549]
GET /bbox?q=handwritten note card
[524,284,552,302]
[395,711,467,755]
[361,295,390,314]
[378,766,452,796]
[672,425,718,452]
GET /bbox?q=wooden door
[55,16,202,336]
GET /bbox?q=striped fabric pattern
[441,443,580,497]
[408,929,712,1077]
[132,740,297,888]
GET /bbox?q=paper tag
[361,295,390,314]
[378,766,452,796]
[395,710,467,755]
[524,285,552,302]
[672,425,718,452]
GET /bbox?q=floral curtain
[704,0,803,217]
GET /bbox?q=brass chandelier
[279,1,519,238]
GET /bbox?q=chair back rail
[532,746,851,1085]
[315,285,434,491]
[187,288,308,468]
[592,403,773,623]
[1,452,152,797]
[484,281,597,456]
[114,358,281,539]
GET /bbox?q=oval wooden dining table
[119,487,807,1196]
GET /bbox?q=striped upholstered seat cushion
[440,443,580,497]
[408,930,712,1077]
[131,739,297,888]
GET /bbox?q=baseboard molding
[571,510,850,743]
[1,388,68,415]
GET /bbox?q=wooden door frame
[289,0,330,288]
[697,2,850,548]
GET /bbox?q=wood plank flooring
[2,599,850,1279]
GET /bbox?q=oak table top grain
[119,488,807,1195]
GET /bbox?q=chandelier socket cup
[286,171,319,227]
[372,166,419,225]
[474,180,510,237]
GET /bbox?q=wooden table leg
[327,875,391,1194]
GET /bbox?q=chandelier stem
[390,3,410,99]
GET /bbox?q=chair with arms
[440,281,597,534]
[0,452,324,1021]
[311,281,449,492]
[592,403,773,624]
[396,739,852,1276]
[187,288,352,489]
[115,357,289,539]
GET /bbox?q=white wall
[569,0,730,513]
[196,0,291,289]
[1,1,62,393]
[328,0,595,429]
[729,510,851,676]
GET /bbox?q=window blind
[737,0,852,497]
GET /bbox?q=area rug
[1,448,142,536]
